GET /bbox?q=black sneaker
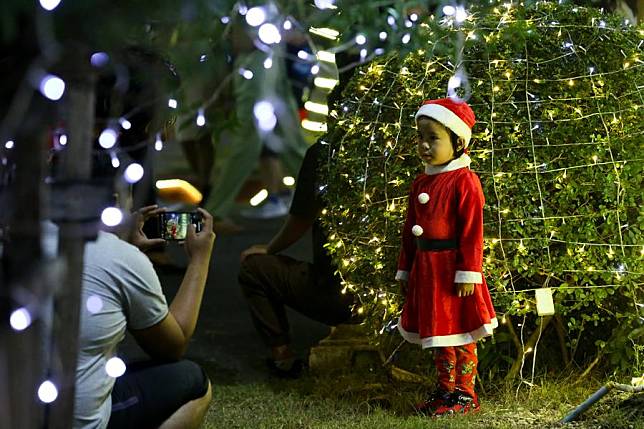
[265,358,305,379]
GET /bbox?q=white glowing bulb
[314,0,336,10]
[39,0,61,11]
[298,50,309,60]
[310,64,320,75]
[283,20,293,30]
[111,154,120,168]
[443,5,456,16]
[90,52,109,68]
[200,54,207,62]
[360,49,367,59]
[258,23,281,44]
[168,98,178,109]
[98,129,118,149]
[589,66,595,74]
[245,7,266,27]
[250,189,269,206]
[410,13,419,22]
[10,307,31,331]
[220,16,230,24]
[355,34,367,45]
[387,16,396,26]
[405,20,413,28]
[5,140,14,149]
[379,31,387,41]
[119,118,132,130]
[58,134,67,145]
[86,295,104,314]
[412,225,424,237]
[155,134,163,151]
[39,75,65,101]
[196,109,206,127]
[263,57,273,69]
[101,207,123,227]
[240,68,254,79]
[455,7,468,23]
[402,33,411,44]
[254,100,277,132]
[238,5,248,15]
[282,176,295,186]
[105,357,127,378]
[38,381,58,403]
[418,193,430,204]
[124,163,144,184]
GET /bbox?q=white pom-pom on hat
[412,225,424,237]
[418,192,430,204]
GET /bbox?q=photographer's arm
[131,208,215,360]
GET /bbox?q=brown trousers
[238,254,354,347]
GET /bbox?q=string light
[124,163,144,184]
[105,357,126,378]
[196,108,206,127]
[39,75,65,101]
[101,207,122,227]
[154,133,163,151]
[37,381,58,403]
[98,129,118,149]
[4,140,14,149]
[9,307,31,331]
[39,0,61,11]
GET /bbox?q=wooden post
[0,104,50,428]
[45,51,96,429]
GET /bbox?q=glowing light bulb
[297,50,309,60]
[402,33,411,44]
[254,100,277,132]
[155,134,163,151]
[124,163,144,184]
[90,52,109,67]
[119,118,132,130]
[282,176,295,186]
[258,23,281,44]
[443,5,456,16]
[5,140,14,149]
[250,189,268,206]
[168,98,178,109]
[86,295,104,314]
[39,0,61,11]
[240,68,254,79]
[38,381,58,403]
[263,57,273,69]
[39,75,65,101]
[283,20,292,30]
[105,357,127,378]
[98,129,118,149]
[310,64,320,75]
[245,7,266,27]
[355,34,367,45]
[379,31,387,41]
[59,134,67,145]
[220,16,230,24]
[10,307,31,331]
[196,109,206,127]
[101,207,123,227]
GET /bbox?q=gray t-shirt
[73,231,168,429]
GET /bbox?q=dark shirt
[289,142,336,285]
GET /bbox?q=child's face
[416,117,461,166]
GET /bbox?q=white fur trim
[395,270,409,281]
[397,316,498,348]
[424,154,471,175]
[454,270,483,284]
[415,103,472,146]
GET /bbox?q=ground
[124,214,642,429]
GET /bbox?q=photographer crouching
[72,203,215,429]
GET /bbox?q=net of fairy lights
[320,1,643,367]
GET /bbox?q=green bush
[320,2,643,377]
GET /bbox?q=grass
[203,370,644,429]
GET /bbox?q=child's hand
[455,283,475,297]
[399,280,408,296]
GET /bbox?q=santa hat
[415,98,476,148]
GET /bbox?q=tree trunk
[45,53,96,429]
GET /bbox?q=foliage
[320,1,644,376]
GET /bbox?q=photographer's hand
[185,208,216,262]
[128,205,166,252]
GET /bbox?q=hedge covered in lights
[320,2,643,372]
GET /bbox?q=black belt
[416,238,458,251]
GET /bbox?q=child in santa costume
[396,97,497,416]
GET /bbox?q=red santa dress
[396,154,497,348]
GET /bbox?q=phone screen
[159,212,201,240]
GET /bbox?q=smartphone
[158,212,202,241]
